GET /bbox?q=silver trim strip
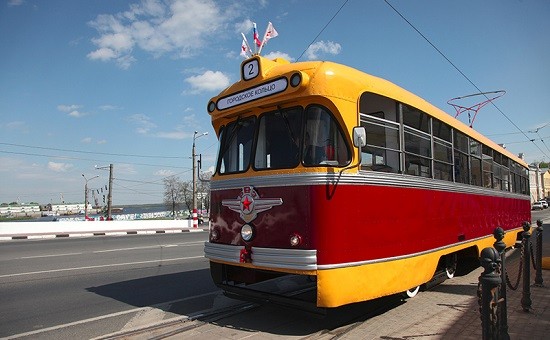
[211,171,529,200]
[204,242,317,270]
[205,226,524,271]
[204,242,244,264]
[252,247,317,270]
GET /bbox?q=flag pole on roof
[240,21,279,59]
[240,32,252,58]
[257,22,278,56]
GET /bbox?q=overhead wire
[383,0,550,161]
[296,0,349,62]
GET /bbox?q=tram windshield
[216,105,350,174]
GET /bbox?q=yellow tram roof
[208,56,527,168]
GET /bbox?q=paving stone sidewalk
[341,246,550,340]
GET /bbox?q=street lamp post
[82,174,99,220]
[192,131,208,228]
[96,164,114,220]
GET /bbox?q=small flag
[240,39,249,58]
[253,22,261,47]
[241,32,252,58]
[262,22,278,46]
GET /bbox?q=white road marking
[0,256,205,279]
[4,291,221,339]
[20,252,83,259]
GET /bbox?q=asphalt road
[0,211,548,339]
[0,232,216,338]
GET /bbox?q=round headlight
[241,224,254,241]
[210,229,219,241]
[290,233,302,247]
[290,73,301,87]
[207,101,216,113]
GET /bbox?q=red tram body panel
[204,56,531,308]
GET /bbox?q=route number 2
[243,59,259,81]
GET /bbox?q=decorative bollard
[521,221,532,312]
[479,247,501,340]
[534,219,544,287]
[493,227,510,339]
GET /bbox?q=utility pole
[96,164,114,220]
[82,174,99,220]
[192,131,208,228]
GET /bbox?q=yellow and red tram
[204,56,530,308]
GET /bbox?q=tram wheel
[403,285,420,298]
[445,254,458,279]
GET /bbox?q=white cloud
[48,161,73,172]
[58,104,81,112]
[81,137,92,143]
[155,169,176,177]
[99,104,121,111]
[128,113,157,134]
[7,0,24,7]
[184,70,230,94]
[305,40,342,60]
[97,139,107,144]
[58,104,88,118]
[155,130,193,140]
[4,121,29,133]
[264,51,294,62]
[88,0,240,68]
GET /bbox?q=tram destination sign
[216,77,288,110]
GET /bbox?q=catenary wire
[296,0,349,62]
[383,0,550,161]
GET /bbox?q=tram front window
[254,107,302,170]
[303,106,350,166]
[218,117,256,174]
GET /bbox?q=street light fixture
[82,174,99,220]
[192,131,208,228]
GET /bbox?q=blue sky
[1,0,549,205]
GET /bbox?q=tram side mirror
[352,126,367,148]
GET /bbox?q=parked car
[538,200,549,209]
[532,202,543,210]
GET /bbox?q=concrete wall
[0,219,207,240]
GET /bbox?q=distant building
[0,204,40,216]
[542,168,550,199]
[529,164,549,202]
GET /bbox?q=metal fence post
[493,227,509,339]
[534,219,544,287]
[479,247,501,340]
[521,221,532,312]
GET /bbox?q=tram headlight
[290,73,302,87]
[210,228,219,241]
[241,224,254,241]
[290,233,302,247]
[207,101,216,113]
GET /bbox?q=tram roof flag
[253,22,262,47]
[263,22,278,46]
[240,39,250,58]
[257,21,278,55]
[240,32,252,58]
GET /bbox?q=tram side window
[469,140,482,186]
[454,131,469,184]
[482,145,494,188]
[359,92,399,122]
[501,157,510,191]
[360,117,400,172]
[254,108,302,170]
[404,129,432,177]
[217,117,256,174]
[303,106,350,166]
[434,140,453,181]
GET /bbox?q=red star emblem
[241,195,252,212]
